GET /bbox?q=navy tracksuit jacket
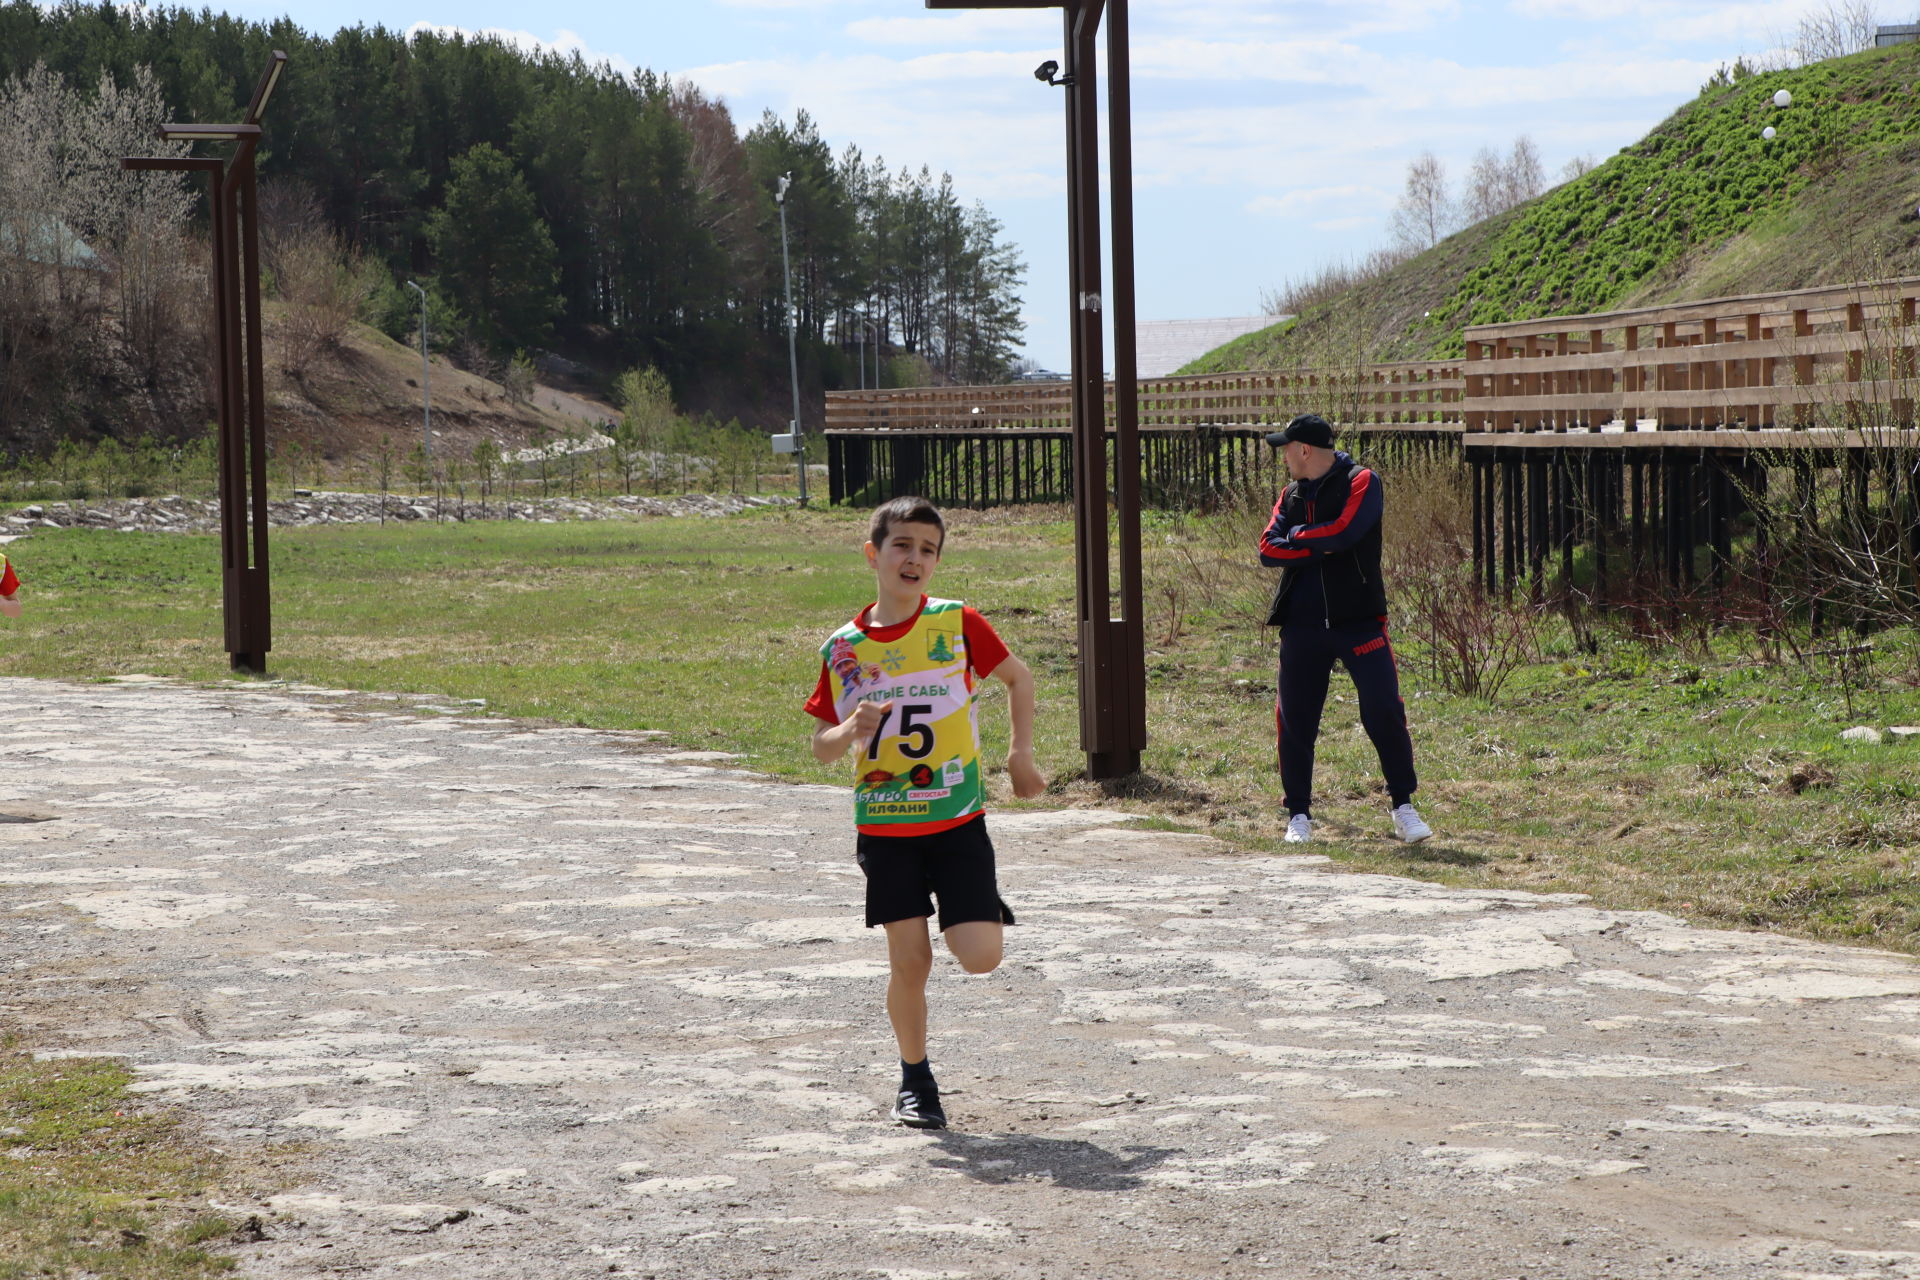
[1258,452,1417,817]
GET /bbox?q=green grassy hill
[1185,43,1920,373]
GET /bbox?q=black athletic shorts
[855,813,1017,931]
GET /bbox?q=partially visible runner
[1258,413,1431,846]
[804,496,1045,1130]
[1,550,19,619]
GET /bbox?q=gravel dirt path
[3,675,1918,1279]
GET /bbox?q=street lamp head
[405,279,424,294]
[776,172,792,203]
[247,52,287,124]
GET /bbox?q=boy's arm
[991,654,1045,798]
[811,701,885,764]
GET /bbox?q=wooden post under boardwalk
[123,52,286,674]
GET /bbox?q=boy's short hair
[869,495,946,551]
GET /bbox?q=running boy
[804,495,1044,1130]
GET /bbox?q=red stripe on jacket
[1294,468,1374,543]
[1257,493,1310,562]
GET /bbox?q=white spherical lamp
[1762,126,1776,140]
[1773,89,1792,108]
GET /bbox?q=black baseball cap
[1263,413,1335,449]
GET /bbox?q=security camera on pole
[772,171,809,506]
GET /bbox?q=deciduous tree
[1388,150,1456,252]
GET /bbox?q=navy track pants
[1275,618,1418,817]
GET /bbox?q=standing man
[1258,413,1430,845]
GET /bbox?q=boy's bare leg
[882,917,935,1062]
[943,921,1003,975]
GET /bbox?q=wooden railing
[824,361,1463,433]
[823,276,1920,440]
[1461,276,1920,432]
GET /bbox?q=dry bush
[1258,247,1411,318]
[257,179,327,285]
[115,223,202,392]
[1383,454,1545,698]
[1789,0,1877,64]
[1726,275,1920,654]
[1140,476,1282,643]
[274,226,371,379]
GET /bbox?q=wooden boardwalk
[824,276,1920,594]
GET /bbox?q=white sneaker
[1284,814,1312,843]
[1391,803,1432,844]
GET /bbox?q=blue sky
[214,0,1830,370]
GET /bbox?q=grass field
[3,504,1917,955]
[0,1040,256,1278]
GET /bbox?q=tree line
[0,0,1027,446]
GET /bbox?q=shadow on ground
[929,1132,1179,1191]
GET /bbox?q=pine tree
[425,142,560,351]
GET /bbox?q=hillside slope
[268,316,617,464]
[1184,42,1920,373]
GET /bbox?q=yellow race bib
[822,598,983,829]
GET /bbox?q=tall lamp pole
[928,0,1145,780]
[404,280,431,460]
[775,172,808,506]
[122,50,287,674]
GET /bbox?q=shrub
[1383,455,1545,698]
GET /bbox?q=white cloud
[1247,185,1390,218]
[1134,36,1386,83]
[846,11,1059,47]
[678,52,1067,197]
[1513,0,1811,46]
[1131,36,1718,110]
[1311,215,1380,231]
[1154,0,1461,40]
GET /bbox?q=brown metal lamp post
[926,0,1145,779]
[123,52,286,674]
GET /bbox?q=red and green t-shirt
[805,596,1009,837]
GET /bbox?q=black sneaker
[890,1082,947,1129]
